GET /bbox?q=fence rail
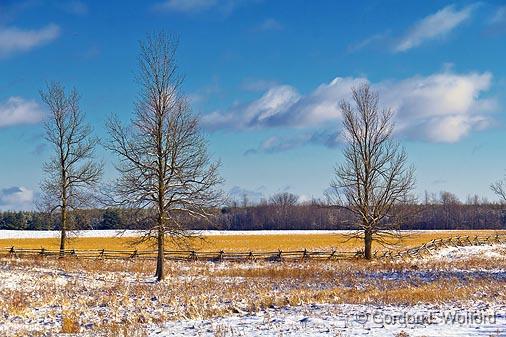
[0,234,504,262]
[379,234,506,260]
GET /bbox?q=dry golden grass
[0,229,503,252]
[61,310,80,334]
[2,290,30,316]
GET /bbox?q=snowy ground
[0,229,144,239]
[155,243,506,337]
[432,244,506,261]
[0,242,505,336]
[0,229,503,239]
[155,303,506,337]
[0,229,357,239]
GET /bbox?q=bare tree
[241,193,249,208]
[40,82,103,256]
[269,192,299,207]
[328,84,415,259]
[106,32,222,282]
[269,192,299,228]
[491,178,506,202]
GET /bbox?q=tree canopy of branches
[40,82,103,255]
[491,177,506,202]
[269,192,299,207]
[106,32,222,281]
[328,84,415,259]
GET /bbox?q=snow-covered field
[0,229,356,239]
[0,229,502,239]
[0,242,505,336]
[432,244,506,261]
[0,229,145,239]
[156,303,506,337]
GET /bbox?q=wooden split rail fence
[378,234,506,260]
[0,246,360,261]
[0,234,504,262]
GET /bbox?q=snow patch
[431,244,506,261]
[154,303,506,337]
[2,229,499,239]
[0,229,144,239]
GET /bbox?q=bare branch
[106,32,223,281]
[39,82,103,255]
[328,83,415,259]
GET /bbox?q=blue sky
[1,0,506,210]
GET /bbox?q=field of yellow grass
[1,229,504,252]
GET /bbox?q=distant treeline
[1,192,505,231]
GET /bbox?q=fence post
[9,246,16,258]
[328,250,336,260]
[190,250,197,261]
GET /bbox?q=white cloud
[0,24,60,57]
[288,77,365,126]
[0,97,44,127]
[202,70,496,146]
[202,77,365,131]
[379,71,494,142]
[244,130,340,155]
[201,85,300,130]
[0,186,34,210]
[395,5,475,52]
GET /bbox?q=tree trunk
[59,194,67,257]
[155,221,165,281]
[59,154,67,257]
[59,212,66,257]
[364,229,373,260]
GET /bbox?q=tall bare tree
[491,178,506,202]
[328,84,415,259]
[106,32,222,281]
[40,83,103,256]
